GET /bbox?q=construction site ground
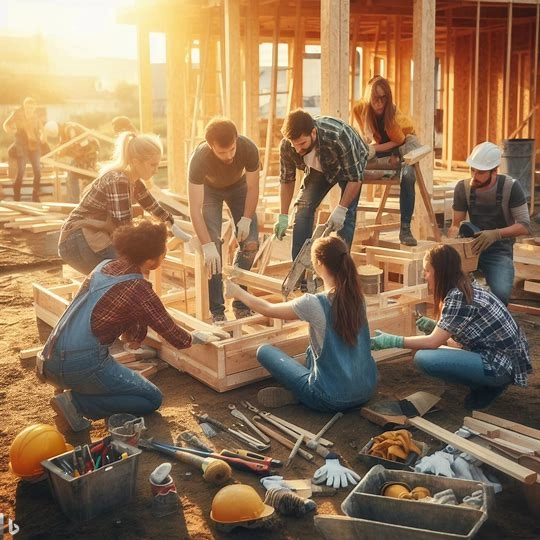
[1,224,540,539]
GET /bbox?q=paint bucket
[107,414,145,446]
[358,265,383,295]
[500,138,535,201]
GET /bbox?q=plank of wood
[508,303,540,316]
[524,280,540,294]
[408,416,538,484]
[472,411,540,441]
[464,416,540,451]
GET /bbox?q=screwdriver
[221,449,283,467]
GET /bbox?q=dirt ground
[1,226,540,540]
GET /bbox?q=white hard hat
[466,141,501,170]
[44,120,59,139]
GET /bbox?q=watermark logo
[0,513,19,536]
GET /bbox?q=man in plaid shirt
[274,109,369,259]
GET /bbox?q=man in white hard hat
[448,141,531,304]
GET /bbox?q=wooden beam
[472,411,540,441]
[245,1,260,143]
[320,0,349,119]
[408,416,538,484]
[223,0,242,127]
[137,25,153,133]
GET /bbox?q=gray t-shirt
[291,293,327,358]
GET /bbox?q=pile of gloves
[368,429,422,462]
[260,476,316,516]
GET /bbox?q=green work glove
[274,214,289,240]
[370,330,404,351]
[416,316,437,334]
[470,229,501,255]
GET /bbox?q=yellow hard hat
[210,484,275,525]
[9,424,72,481]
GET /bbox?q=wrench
[229,404,271,444]
[241,401,334,447]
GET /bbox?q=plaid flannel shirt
[438,285,531,386]
[279,116,369,185]
[79,259,192,349]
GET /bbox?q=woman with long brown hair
[225,235,377,412]
[352,75,418,246]
[371,244,531,410]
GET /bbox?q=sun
[1,0,137,59]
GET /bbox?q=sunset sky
[0,0,165,62]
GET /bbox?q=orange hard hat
[210,484,275,525]
[9,424,72,480]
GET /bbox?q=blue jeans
[203,181,259,316]
[292,170,360,259]
[258,344,350,412]
[58,228,117,275]
[399,165,416,224]
[43,346,162,419]
[478,249,514,305]
[14,144,41,200]
[414,347,512,389]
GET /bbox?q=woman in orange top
[353,76,417,246]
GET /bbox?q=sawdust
[1,226,540,539]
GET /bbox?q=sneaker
[233,306,254,319]
[211,313,227,323]
[399,225,417,246]
[50,391,91,432]
[257,387,299,408]
[464,385,508,411]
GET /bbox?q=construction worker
[111,116,137,135]
[3,97,43,202]
[58,132,188,275]
[225,235,377,412]
[448,141,531,305]
[187,117,260,323]
[352,75,419,246]
[44,120,100,203]
[371,244,531,410]
[275,109,369,260]
[40,220,227,432]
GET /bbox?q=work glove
[414,451,455,477]
[433,488,458,505]
[416,316,437,334]
[367,143,377,160]
[202,242,221,276]
[224,278,243,299]
[462,489,484,509]
[470,229,501,255]
[326,205,347,232]
[370,330,404,350]
[235,216,252,243]
[312,453,360,489]
[171,219,192,242]
[191,328,230,345]
[260,475,293,491]
[274,214,289,240]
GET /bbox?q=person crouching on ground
[225,235,377,412]
[371,244,531,410]
[40,220,227,431]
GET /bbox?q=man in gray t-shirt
[188,117,260,322]
[448,141,530,304]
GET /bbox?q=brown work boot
[399,224,417,246]
[50,391,91,432]
[257,387,299,408]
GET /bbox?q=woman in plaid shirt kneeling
[371,244,531,410]
[41,220,227,431]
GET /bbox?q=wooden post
[223,0,242,128]
[137,26,153,133]
[320,0,350,119]
[245,1,260,144]
[166,28,187,193]
[412,0,436,241]
[503,3,513,138]
[472,0,480,146]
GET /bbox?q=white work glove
[462,489,484,509]
[414,451,455,477]
[326,205,347,232]
[224,278,243,299]
[191,328,230,345]
[202,242,221,276]
[260,475,292,492]
[433,488,458,505]
[171,220,192,242]
[235,217,252,243]
[312,453,360,489]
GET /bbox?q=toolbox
[41,439,141,523]
[315,465,493,539]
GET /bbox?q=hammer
[304,413,344,457]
